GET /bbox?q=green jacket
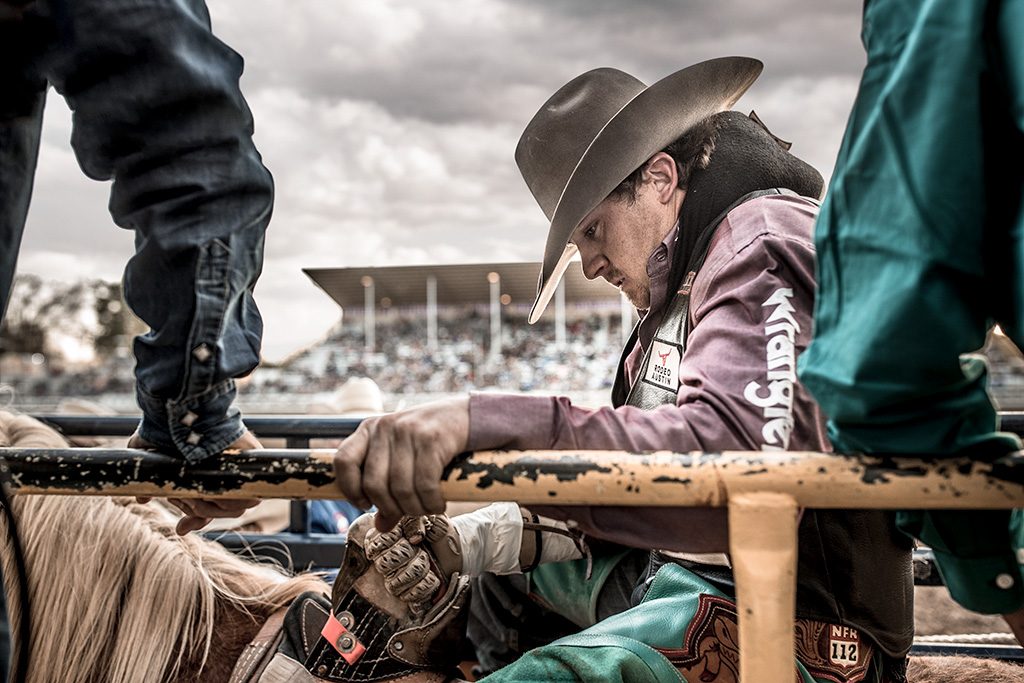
[798,0,1024,613]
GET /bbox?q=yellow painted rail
[3,445,1023,681]
[1,447,1022,508]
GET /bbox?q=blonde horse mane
[0,411,329,683]
[6,414,1024,682]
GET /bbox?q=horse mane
[0,410,329,683]
[8,416,1024,683]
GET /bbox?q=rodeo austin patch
[644,339,681,392]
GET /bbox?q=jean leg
[40,0,273,461]
[0,8,50,679]
[0,10,47,318]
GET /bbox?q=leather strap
[229,607,290,683]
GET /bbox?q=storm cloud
[18,0,866,360]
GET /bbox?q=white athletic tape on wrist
[451,502,523,576]
[535,514,585,565]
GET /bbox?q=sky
[17,0,867,362]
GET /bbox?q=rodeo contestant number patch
[645,340,681,392]
[828,625,859,667]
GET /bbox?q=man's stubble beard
[623,281,651,311]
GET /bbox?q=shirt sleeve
[467,223,824,551]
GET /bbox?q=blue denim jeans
[0,0,273,463]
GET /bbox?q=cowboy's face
[568,153,684,310]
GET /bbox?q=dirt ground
[915,586,1013,636]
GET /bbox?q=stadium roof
[304,262,621,310]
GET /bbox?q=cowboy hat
[310,376,385,417]
[515,56,763,323]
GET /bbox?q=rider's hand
[359,513,463,615]
[333,397,469,532]
[130,429,263,535]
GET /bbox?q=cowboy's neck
[635,220,681,351]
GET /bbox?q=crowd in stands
[0,352,135,402]
[2,308,625,411]
[6,307,1024,413]
[245,308,622,398]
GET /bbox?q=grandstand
[6,263,1024,414]
[303,261,631,351]
[243,262,634,410]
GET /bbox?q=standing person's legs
[0,5,50,678]
[800,0,1015,460]
[986,0,1024,636]
[799,0,1024,616]
[0,6,47,316]
[37,0,273,461]
[987,0,1024,343]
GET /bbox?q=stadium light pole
[361,275,375,353]
[426,275,438,351]
[487,271,501,360]
[555,278,566,350]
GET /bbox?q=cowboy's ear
[643,153,678,204]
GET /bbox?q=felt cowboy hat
[516,56,763,323]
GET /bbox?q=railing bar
[29,412,1024,443]
[2,448,1024,508]
[32,414,365,439]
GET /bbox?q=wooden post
[729,492,798,683]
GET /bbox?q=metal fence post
[728,491,799,683]
[286,435,311,534]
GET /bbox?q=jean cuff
[137,379,245,464]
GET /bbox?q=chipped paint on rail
[446,453,614,489]
[1,447,1024,508]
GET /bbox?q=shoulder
[718,193,819,256]
[702,193,819,275]
[691,194,820,313]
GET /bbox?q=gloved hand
[362,503,587,611]
[363,514,463,616]
[317,512,473,679]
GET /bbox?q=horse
[0,410,328,683]
[1,410,1023,682]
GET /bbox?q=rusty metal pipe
[2,447,1023,507]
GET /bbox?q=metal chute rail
[2,412,1023,681]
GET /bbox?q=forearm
[468,392,740,453]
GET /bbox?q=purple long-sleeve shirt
[466,194,830,552]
